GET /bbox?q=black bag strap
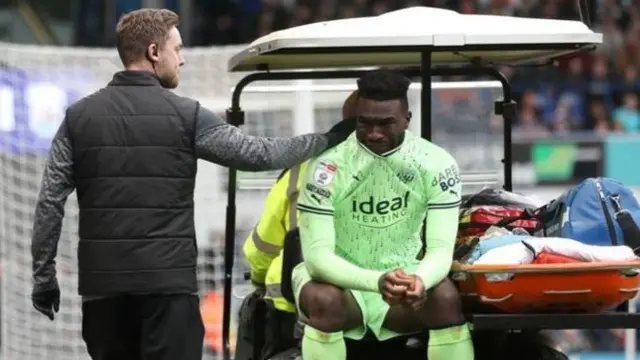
[494,208,537,228]
[594,180,619,245]
[453,237,480,262]
[615,212,640,255]
[611,195,640,255]
[281,228,302,304]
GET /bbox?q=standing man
[30,8,354,360]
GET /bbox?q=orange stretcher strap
[452,260,640,274]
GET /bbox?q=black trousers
[82,294,205,360]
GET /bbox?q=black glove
[32,284,60,321]
[325,117,357,148]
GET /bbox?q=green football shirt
[297,131,462,292]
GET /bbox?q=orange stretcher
[451,261,640,314]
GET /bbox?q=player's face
[355,98,410,155]
[155,27,184,89]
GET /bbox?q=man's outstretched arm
[194,105,351,171]
[31,117,75,292]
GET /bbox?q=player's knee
[422,278,465,327]
[429,278,463,315]
[298,281,347,332]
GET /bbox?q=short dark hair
[116,8,180,66]
[357,69,411,109]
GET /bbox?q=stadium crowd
[190,0,640,136]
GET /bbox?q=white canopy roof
[228,6,602,72]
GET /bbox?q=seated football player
[292,69,473,360]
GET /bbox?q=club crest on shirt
[397,169,416,184]
[314,159,338,187]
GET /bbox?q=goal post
[0,41,505,360]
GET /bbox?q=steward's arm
[415,153,462,290]
[297,158,383,292]
[242,167,297,286]
[31,115,76,292]
[194,104,348,171]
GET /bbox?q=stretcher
[453,261,640,314]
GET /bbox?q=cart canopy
[228,6,603,72]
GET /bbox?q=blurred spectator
[371,0,394,15]
[618,65,640,95]
[513,89,549,137]
[552,58,587,129]
[459,0,476,14]
[551,102,574,134]
[338,4,361,19]
[195,1,242,45]
[289,1,315,26]
[596,15,625,55]
[587,55,614,109]
[588,100,614,133]
[316,0,339,21]
[613,92,640,132]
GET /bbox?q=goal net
[0,41,504,360]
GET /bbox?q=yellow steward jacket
[242,162,308,313]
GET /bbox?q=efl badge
[314,160,338,186]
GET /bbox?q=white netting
[0,41,504,360]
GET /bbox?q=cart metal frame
[220,4,639,360]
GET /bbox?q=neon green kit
[293,130,462,340]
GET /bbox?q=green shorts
[291,263,419,341]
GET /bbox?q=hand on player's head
[324,90,359,141]
[327,116,356,135]
[379,269,413,305]
[342,90,359,119]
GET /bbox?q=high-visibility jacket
[242,162,309,313]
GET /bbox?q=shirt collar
[108,71,162,87]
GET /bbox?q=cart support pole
[420,51,432,140]
[501,99,515,192]
[222,102,244,360]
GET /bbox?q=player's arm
[193,104,349,171]
[242,168,292,287]
[31,115,76,293]
[297,158,384,292]
[415,154,462,290]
